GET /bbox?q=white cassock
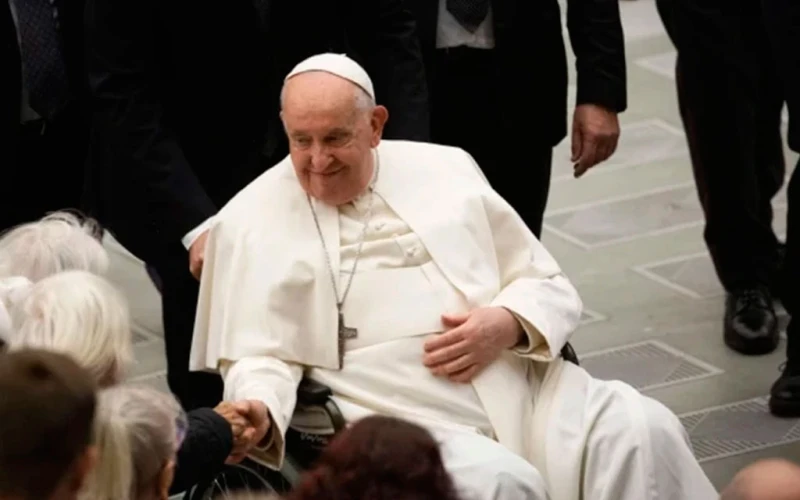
[190,140,718,500]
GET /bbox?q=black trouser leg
[664,0,783,291]
[4,115,87,231]
[761,0,800,367]
[152,247,223,411]
[429,47,553,239]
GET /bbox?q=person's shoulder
[217,156,295,223]
[379,140,488,185]
[211,156,298,242]
[380,140,470,163]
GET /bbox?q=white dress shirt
[436,0,496,50]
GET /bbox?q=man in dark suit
[83,0,429,411]
[408,0,626,238]
[762,0,800,417]
[4,0,88,231]
[656,0,785,357]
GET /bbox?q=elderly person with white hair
[81,384,186,500]
[4,270,269,494]
[190,53,718,500]
[0,211,108,345]
[0,211,108,282]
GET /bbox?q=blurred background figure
[0,348,97,500]
[4,0,90,232]
[720,459,800,500]
[4,269,267,495]
[285,415,463,500]
[80,384,186,500]
[408,0,626,237]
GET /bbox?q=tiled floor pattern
[105,0,800,493]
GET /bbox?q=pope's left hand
[423,307,523,383]
[571,103,620,178]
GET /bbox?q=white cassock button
[374,222,385,231]
[406,246,418,257]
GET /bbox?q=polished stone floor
[106,0,800,492]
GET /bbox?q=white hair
[81,385,186,500]
[7,270,133,385]
[279,76,376,113]
[0,277,33,345]
[0,211,109,282]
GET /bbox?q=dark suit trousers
[3,111,88,231]
[145,244,223,412]
[429,47,553,239]
[656,0,785,291]
[761,0,800,364]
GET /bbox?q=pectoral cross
[337,311,358,368]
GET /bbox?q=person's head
[0,277,33,347]
[8,271,133,387]
[81,385,186,500]
[287,415,462,500]
[0,211,108,282]
[280,53,389,206]
[721,459,800,500]
[0,348,98,500]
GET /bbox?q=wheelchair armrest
[297,378,333,406]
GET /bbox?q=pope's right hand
[188,229,209,280]
[226,400,272,463]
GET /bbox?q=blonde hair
[0,211,109,282]
[83,385,186,500]
[8,271,133,385]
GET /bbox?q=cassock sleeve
[462,151,583,361]
[220,358,303,469]
[191,220,303,470]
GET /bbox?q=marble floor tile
[635,50,677,80]
[581,340,723,392]
[544,183,702,249]
[680,397,800,463]
[551,119,688,180]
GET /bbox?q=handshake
[213,399,272,463]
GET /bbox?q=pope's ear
[370,105,388,146]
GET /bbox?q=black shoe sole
[769,396,800,418]
[724,327,780,356]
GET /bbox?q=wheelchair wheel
[183,460,290,500]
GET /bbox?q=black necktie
[446,0,490,33]
[13,0,72,121]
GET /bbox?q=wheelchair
[184,343,580,499]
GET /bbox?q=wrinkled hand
[226,400,271,464]
[571,103,620,178]
[423,307,523,383]
[188,230,209,280]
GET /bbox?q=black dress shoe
[769,363,800,417]
[724,288,779,355]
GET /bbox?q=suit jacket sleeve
[85,0,217,242]
[169,408,233,494]
[461,151,583,361]
[353,0,430,141]
[566,0,627,113]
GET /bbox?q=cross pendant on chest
[338,311,358,340]
[337,310,358,368]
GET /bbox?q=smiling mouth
[313,166,344,177]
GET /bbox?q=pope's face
[281,73,388,206]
